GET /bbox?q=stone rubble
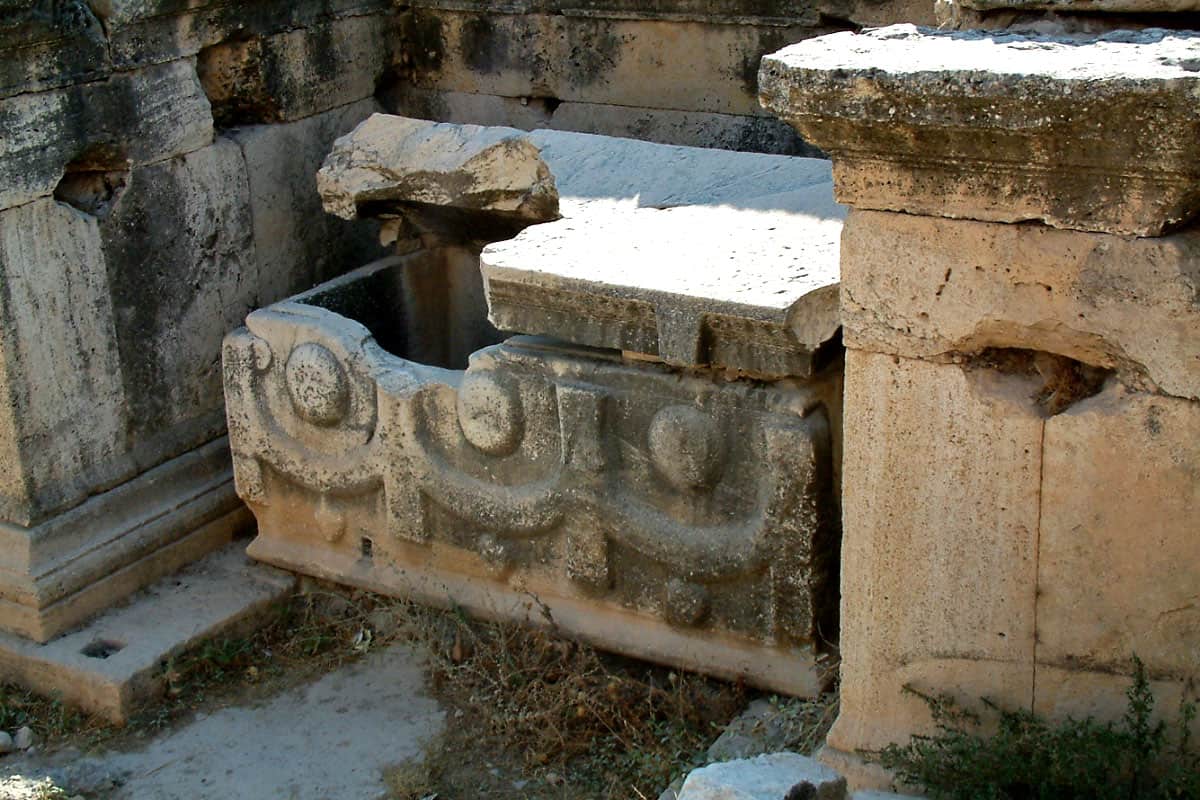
[677,752,846,800]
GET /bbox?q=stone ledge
[760,24,1200,235]
[0,544,295,723]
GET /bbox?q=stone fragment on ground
[317,114,560,238]
[0,732,12,756]
[708,699,808,762]
[3,643,443,800]
[677,752,847,799]
[11,728,33,752]
[760,24,1200,235]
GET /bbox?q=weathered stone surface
[230,99,387,305]
[0,0,109,98]
[708,699,819,762]
[839,210,1200,401]
[100,0,393,69]
[481,184,843,377]
[0,59,213,211]
[403,8,825,119]
[677,753,846,800]
[0,199,127,527]
[318,114,560,238]
[224,256,839,695]
[98,138,256,463]
[0,439,248,642]
[407,0,932,25]
[1037,384,1200,694]
[960,0,1200,11]
[826,349,1041,760]
[760,25,1200,235]
[0,544,294,721]
[197,14,401,126]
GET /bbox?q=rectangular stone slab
[481,181,844,378]
[223,257,840,696]
[760,25,1200,235]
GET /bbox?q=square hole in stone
[80,639,126,659]
[361,536,374,559]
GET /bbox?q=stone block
[1037,384,1199,695]
[760,25,1200,235]
[223,257,840,695]
[404,8,824,118]
[0,59,213,211]
[0,199,127,527]
[0,439,249,642]
[100,0,393,69]
[0,544,294,722]
[826,349,1041,759]
[97,138,256,464]
[318,114,560,239]
[839,210,1200,401]
[0,0,110,98]
[677,753,846,800]
[198,14,401,127]
[481,183,843,377]
[230,99,387,305]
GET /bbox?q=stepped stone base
[0,439,251,642]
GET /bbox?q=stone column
[762,25,1200,787]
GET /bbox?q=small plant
[874,657,1199,800]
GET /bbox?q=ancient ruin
[2,0,1199,796]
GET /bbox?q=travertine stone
[1037,384,1200,690]
[677,753,846,800]
[826,349,1041,758]
[0,200,127,527]
[98,139,256,463]
[481,184,843,376]
[760,25,1200,235]
[198,15,401,126]
[231,99,387,305]
[318,114,560,238]
[99,0,393,69]
[0,544,293,721]
[840,210,1200,400]
[0,0,109,98]
[403,8,822,119]
[223,257,839,695]
[0,59,214,211]
[0,439,248,642]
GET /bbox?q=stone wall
[381,0,935,154]
[0,0,394,641]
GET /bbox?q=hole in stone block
[80,639,126,659]
[53,146,129,217]
[970,348,1113,415]
[361,536,374,559]
[197,36,281,128]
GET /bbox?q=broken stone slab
[481,182,844,377]
[677,752,847,800]
[223,256,840,696]
[0,59,213,211]
[839,209,1200,401]
[0,544,294,722]
[759,25,1200,235]
[317,114,560,240]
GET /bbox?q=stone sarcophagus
[225,119,845,693]
[224,255,838,694]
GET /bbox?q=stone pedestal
[762,24,1200,789]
